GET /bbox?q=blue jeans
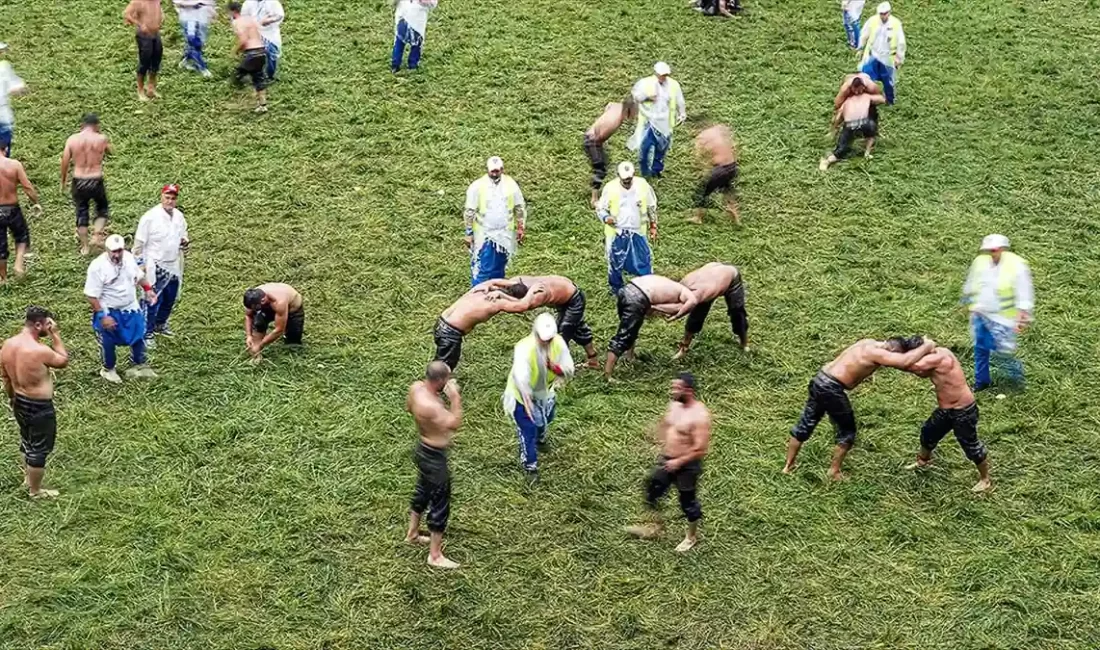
[514,397,555,471]
[143,268,180,335]
[971,313,1023,389]
[263,40,280,80]
[606,231,652,294]
[471,240,509,286]
[843,12,861,49]
[638,126,670,177]
[181,21,209,72]
[391,19,424,71]
[0,123,12,158]
[861,58,896,104]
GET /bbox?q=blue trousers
[0,123,12,158]
[471,241,509,286]
[93,309,147,370]
[514,398,555,471]
[971,314,1023,390]
[143,268,180,335]
[181,21,209,72]
[843,12,861,49]
[861,58,896,105]
[607,231,652,294]
[391,19,423,71]
[263,40,280,80]
[638,126,670,177]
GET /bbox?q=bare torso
[841,94,873,122]
[631,274,690,306]
[513,275,577,306]
[835,73,875,109]
[0,159,24,205]
[441,289,504,333]
[66,131,109,179]
[823,339,885,388]
[916,347,974,409]
[131,0,164,35]
[1,333,54,400]
[660,399,711,458]
[586,103,628,144]
[234,16,264,49]
[407,381,454,449]
[695,125,737,166]
[680,263,738,303]
[258,282,302,312]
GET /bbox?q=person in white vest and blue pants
[629,62,686,178]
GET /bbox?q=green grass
[2,0,1100,647]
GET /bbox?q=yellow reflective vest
[967,252,1024,320]
[506,334,566,401]
[860,15,903,66]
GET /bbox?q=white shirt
[84,252,143,311]
[135,205,189,277]
[866,16,906,66]
[174,0,214,24]
[464,175,526,253]
[0,61,26,126]
[395,0,437,37]
[242,0,285,48]
[631,78,686,138]
[510,338,575,401]
[597,180,657,234]
[842,0,866,19]
[964,256,1035,327]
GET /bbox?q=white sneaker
[144,335,157,350]
[126,365,158,380]
[200,68,212,78]
[100,368,122,384]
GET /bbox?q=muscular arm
[494,285,548,312]
[1,359,12,400]
[40,334,70,369]
[907,349,944,375]
[834,76,855,110]
[16,164,38,205]
[869,339,935,369]
[473,279,514,293]
[667,286,699,320]
[60,142,72,188]
[425,394,462,431]
[256,301,288,348]
[124,0,140,25]
[244,309,255,342]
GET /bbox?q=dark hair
[850,77,866,92]
[25,305,52,324]
[227,2,242,11]
[82,113,99,126]
[500,281,529,299]
[885,336,924,352]
[426,361,451,383]
[243,288,265,309]
[677,371,696,392]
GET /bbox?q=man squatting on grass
[405,361,463,569]
[1,306,69,499]
[433,279,542,370]
[477,274,600,368]
[243,282,304,360]
[820,74,884,170]
[60,113,112,256]
[905,345,992,492]
[673,262,748,360]
[784,336,935,480]
[584,95,638,207]
[626,372,712,553]
[228,3,269,113]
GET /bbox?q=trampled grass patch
[1,0,1099,647]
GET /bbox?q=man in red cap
[133,184,188,349]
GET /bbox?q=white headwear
[980,234,1010,251]
[617,161,635,180]
[534,313,557,342]
[877,2,891,14]
[486,156,504,172]
[105,234,126,251]
[654,61,671,76]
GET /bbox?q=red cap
[161,184,180,195]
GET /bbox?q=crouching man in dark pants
[626,372,712,553]
[905,346,992,492]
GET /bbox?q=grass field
[2,0,1100,647]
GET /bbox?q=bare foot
[405,534,430,545]
[726,207,741,225]
[685,214,703,225]
[585,356,600,369]
[826,469,849,481]
[428,554,460,569]
[818,158,830,172]
[14,264,25,278]
[905,458,932,471]
[671,345,687,361]
[675,536,698,553]
[147,89,160,99]
[782,464,797,475]
[971,478,993,493]
[30,489,60,499]
[625,523,662,540]
[137,91,149,102]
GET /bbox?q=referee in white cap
[502,313,574,480]
[462,155,526,286]
[628,61,687,178]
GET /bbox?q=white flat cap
[877,2,891,13]
[980,234,1010,251]
[654,61,671,76]
[486,156,504,172]
[617,161,635,179]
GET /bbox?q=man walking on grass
[784,336,933,480]
[1,306,69,499]
[391,0,437,73]
[629,62,686,178]
[0,43,28,158]
[134,184,189,348]
[85,235,158,383]
[962,234,1033,392]
[689,124,740,224]
[597,162,657,294]
[503,314,574,480]
[174,0,215,77]
[464,156,526,285]
[405,361,463,569]
[0,148,41,283]
[626,372,711,553]
[228,2,269,113]
[584,95,638,206]
[242,0,285,81]
[124,0,164,101]
[60,113,112,256]
[857,2,905,105]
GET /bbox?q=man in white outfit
[133,184,189,348]
[392,0,438,72]
[628,62,686,178]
